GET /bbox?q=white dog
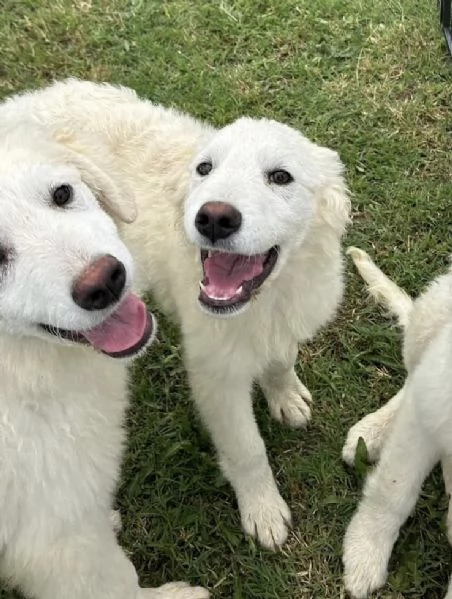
[0,122,210,598]
[342,247,452,598]
[1,79,350,549]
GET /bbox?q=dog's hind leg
[343,390,438,598]
[342,385,406,466]
[259,344,312,429]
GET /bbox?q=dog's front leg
[5,514,208,599]
[188,365,291,549]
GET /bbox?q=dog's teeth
[199,281,206,292]
[208,250,213,258]
[236,285,243,295]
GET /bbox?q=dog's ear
[315,146,351,235]
[68,150,137,224]
[55,132,137,224]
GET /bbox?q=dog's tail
[347,246,413,328]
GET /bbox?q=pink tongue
[203,252,265,300]
[83,293,150,355]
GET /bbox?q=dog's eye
[52,184,73,207]
[196,161,213,177]
[268,170,293,185]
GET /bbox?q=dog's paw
[239,488,292,549]
[268,379,312,428]
[343,512,392,598]
[140,582,209,599]
[342,411,390,467]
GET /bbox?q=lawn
[0,1,451,597]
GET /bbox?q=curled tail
[347,246,413,328]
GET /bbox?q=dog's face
[0,140,154,358]
[184,117,347,317]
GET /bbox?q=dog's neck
[0,332,117,395]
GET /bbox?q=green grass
[0,0,451,597]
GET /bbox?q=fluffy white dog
[0,119,210,599]
[1,79,350,549]
[342,247,452,599]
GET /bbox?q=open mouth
[40,293,154,358]
[199,246,279,315]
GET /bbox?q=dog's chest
[0,354,128,535]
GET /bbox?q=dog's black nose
[72,255,126,311]
[195,201,242,244]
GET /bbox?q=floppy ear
[55,132,137,224]
[315,146,351,235]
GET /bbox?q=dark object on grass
[440,0,452,56]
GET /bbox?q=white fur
[0,122,208,595]
[342,247,452,598]
[342,247,413,466]
[1,78,350,549]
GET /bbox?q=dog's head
[184,117,349,317]
[0,127,154,358]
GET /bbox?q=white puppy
[342,247,452,598]
[0,123,209,598]
[1,79,350,549]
